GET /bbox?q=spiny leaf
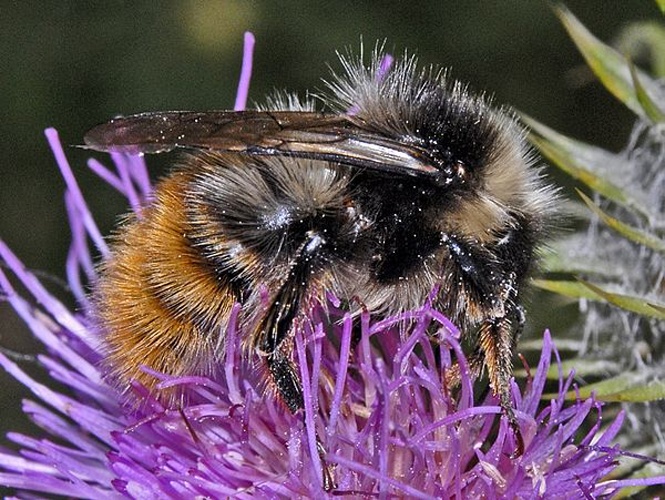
[598,380,665,403]
[545,371,665,403]
[515,358,622,380]
[579,279,665,320]
[532,278,599,300]
[544,239,623,277]
[616,21,665,78]
[519,337,586,353]
[541,233,625,277]
[630,62,665,123]
[612,460,665,500]
[554,4,665,117]
[544,372,640,400]
[534,278,665,320]
[523,116,649,217]
[538,249,580,275]
[649,303,665,315]
[576,188,665,253]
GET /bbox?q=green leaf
[576,189,665,253]
[579,280,665,320]
[532,278,599,300]
[545,358,621,380]
[555,372,640,400]
[538,250,582,275]
[599,379,665,403]
[540,234,624,277]
[612,453,665,499]
[554,4,664,117]
[657,0,665,15]
[545,372,665,403]
[567,376,665,402]
[523,116,649,217]
[617,21,665,78]
[650,302,665,315]
[541,246,615,277]
[534,278,665,320]
[630,62,665,123]
[519,337,586,353]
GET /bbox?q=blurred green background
[0,0,660,459]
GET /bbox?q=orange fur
[94,171,236,404]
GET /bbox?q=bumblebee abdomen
[94,172,238,403]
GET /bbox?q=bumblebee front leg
[265,347,304,413]
[445,295,525,455]
[478,311,524,455]
[258,288,335,490]
[262,328,335,490]
[442,233,525,453]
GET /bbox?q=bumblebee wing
[84,110,439,179]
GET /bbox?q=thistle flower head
[1,32,663,498]
[0,222,642,496]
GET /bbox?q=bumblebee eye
[434,159,469,187]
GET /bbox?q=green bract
[526,4,665,491]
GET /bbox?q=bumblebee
[85,51,556,472]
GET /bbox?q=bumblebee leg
[478,313,524,456]
[441,233,525,454]
[261,321,335,490]
[444,348,485,388]
[265,348,303,413]
[257,234,336,490]
[514,304,526,343]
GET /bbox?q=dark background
[0,0,659,465]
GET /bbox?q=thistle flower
[1,33,663,498]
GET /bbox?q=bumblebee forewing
[84,110,440,180]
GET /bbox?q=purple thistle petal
[19,400,108,457]
[603,474,665,490]
[129,155,152,200]
[110,152,153,210]
[45,128,109,258]
[38,355,115,410]
[234,32,255,111]
[222,303,244,405]
[593,409,625,448]
[376,53,394,80]
[110,152,143,214]
[522,329,553,417]
[294,326,325,491]
[65,190,96,306]
[86,158,124,192]
[0,269,99,379]
[327,313,353,434]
